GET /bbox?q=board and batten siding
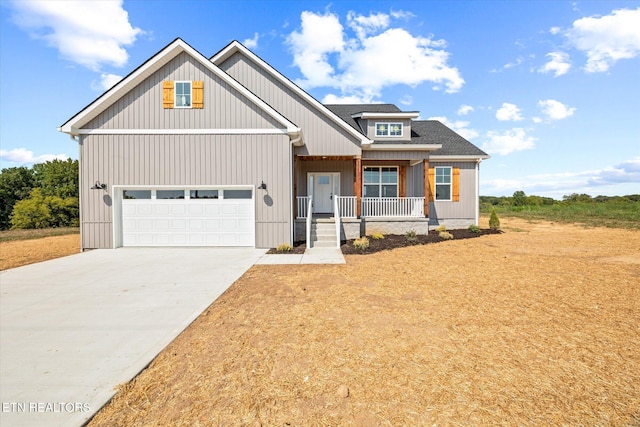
[218,52,362,156]
[296,160,355,196]
[84,52,283,131]
[79,134,291,249]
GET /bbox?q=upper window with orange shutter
[162,80,203,109]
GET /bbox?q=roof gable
[59,38,298,136]
[211,41,372,146]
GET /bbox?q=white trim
[375,122,404,138]
[363,144,442,151]
[60,39,299,136]
[76,128,290,135]
[430,155,490,161]
[434,166,452,202]
[211,41,373,146]
[352,112,419,119]
[475,160,480,226]
[174,80,192,108]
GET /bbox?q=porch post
[423,159,430,217]
[293,155,298,218]
[354,155,362,217]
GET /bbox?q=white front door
[310,173,340,214]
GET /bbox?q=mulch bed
[267,228,502,255]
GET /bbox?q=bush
[404,229,417,243]
[353,237,369,251]
[439,231,454,240]
[370,232,385,240]
[276,243,292,253]
[468,224,481,233]
[10,188,79,229]
[489,209,501,230]
[435,224,447,232]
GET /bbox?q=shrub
[276,243,292,253]
[10,188,79,229]
[370,232,385,240]
[468,224,481,233]
[404,229,417,243]
[489,209,501,230]
[353,237,369,251]
[435,224,447,232]
[439,231,454,240]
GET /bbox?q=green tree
[10,188,51,229]
[512,190,527,206]
[489,209,501,230]
[563,193,593,203]
[33,159,79,198]
[0,166,35,229]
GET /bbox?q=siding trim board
[77,128,291,135]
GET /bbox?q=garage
[120,187,254,247]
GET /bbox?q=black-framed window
[363,166,398,197]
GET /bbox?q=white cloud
[399,95,413,106]
[322,93,371,104]
[92,73,123,91]
[481,128,536,156]
[243,32,260,49]
[9,0,143,72]
[550,26,562,35]
[287,10,464,102]
[457,105,474,116]
[0,148,69,165]
[496,103,524,122]
[538,99,575,121]
[428,116,479,141]
[483,157,640,196]
[565,8,640,73]
[539,51,571,76]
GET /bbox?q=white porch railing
[335,196,357,218]
[306,197,313,248]
[296,196,310,219]
[361,197,424,217]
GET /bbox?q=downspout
[475,159,480,226]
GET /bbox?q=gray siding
[218,53,362,156]
[79,134,291,249]
[85,52,283,130]
[428,161,478,223]
[363,150,429,160]
[296,160,354,196]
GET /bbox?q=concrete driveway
[0,247,265,427]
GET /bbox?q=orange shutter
[162,81,174,109]
[192,80,204,108]
[428,167,435,201]
[452,167,460,202]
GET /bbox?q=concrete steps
[310,219,337,248]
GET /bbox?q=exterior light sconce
[91,180,107,190]
[258,181,267,190]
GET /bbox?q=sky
[1,0,639,198]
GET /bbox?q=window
[190,190,218,199]
[175,81,192,108]
[156,190,185,199]
[224,189,252,199]
[123,190,151,199]
[375,122,403,137]
[363,166,398,197]
[435,167,452,201]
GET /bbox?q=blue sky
[1,0,639,198]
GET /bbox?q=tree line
[481,191,640,210]
[0,159,79,230]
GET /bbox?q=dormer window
[375,122,403,137]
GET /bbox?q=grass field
[0,227,80,243]
[482,200,640,230]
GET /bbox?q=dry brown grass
[88,217,640,426]
[0,234,80,270]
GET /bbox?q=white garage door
[121,188,254,247]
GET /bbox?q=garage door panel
[122,189,254,247]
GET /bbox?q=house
[59,38,489,250]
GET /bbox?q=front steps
[309,218,337,248]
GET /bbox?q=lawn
[0,228,80,270]
[87,217,640,426]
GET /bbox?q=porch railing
[296,196,310,219]
[335,196,357,218]
[361,197,424,217]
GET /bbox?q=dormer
[351,111,420,143]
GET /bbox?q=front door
[310,173,340,214]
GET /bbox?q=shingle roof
[324,104,489,157]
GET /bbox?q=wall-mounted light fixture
[258,181,267,190]
[91,180,107,190]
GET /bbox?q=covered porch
[293,155,432,244]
